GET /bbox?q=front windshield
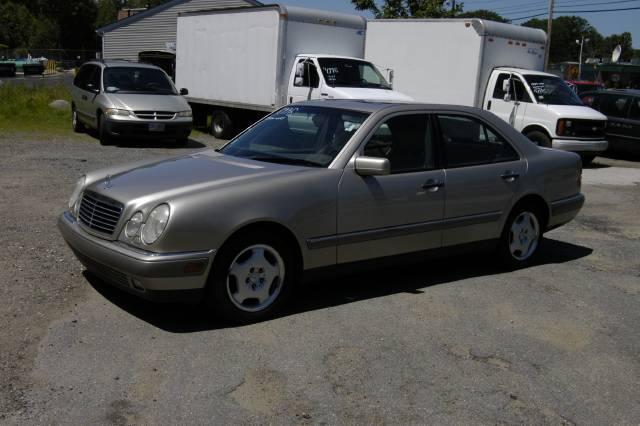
[103,67,177,94]
[220,105,370,168]
[317,58,391,89]
[524,75,583,106]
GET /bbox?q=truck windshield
[103,67,177,95]
[220,105,369,168]
[317,58,391,89]
[524,75,583,106]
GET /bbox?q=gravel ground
[1,131,639,424]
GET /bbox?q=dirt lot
[1,131,639,424]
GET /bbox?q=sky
[280,0,640,49]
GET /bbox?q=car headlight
[105,108,133,117]
[68,175,86,214]
[176,110,192,117]
[556,119,575,137]
[140,204,170,245]
[124,211,144,238]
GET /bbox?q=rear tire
[525,130,552,148]
[98,115,113,146]
[71,107,84,133]
[498,205,544,270]
[205,231,296,324]
[210,110,233,140]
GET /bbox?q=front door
[487,72,532,131]
[337,113,445,263]
[435,113,525,247]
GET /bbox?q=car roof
[297,99,488,115]
[580,89,640,97]
[84,60,161,70]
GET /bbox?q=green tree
[95,0,119,29]
[598,32,633,62]
[457,9,507,23]
[0,1,34,49]
[522,16,602,64]
[351,0,463,19]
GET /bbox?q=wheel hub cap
[509,212,540,261]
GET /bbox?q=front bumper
[104,117,192,140]
[58,211,214,302]
[552,138,608,153]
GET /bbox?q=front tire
[525,130,552,148]
[580,154,595,166]
[205,231,296,323]
[498,206,543,269]
[98,115,113,146]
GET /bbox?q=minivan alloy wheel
[226,244,285,312]
[509,211,540,261]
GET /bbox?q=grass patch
[0,83,72,134]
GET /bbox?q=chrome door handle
[422,179,444,192]
[501,171,520,182]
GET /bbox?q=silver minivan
[71,60,192,145]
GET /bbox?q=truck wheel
[498,204,544,270]
[72,107,84,133]
[210,110,233,139]
[205,231,296,324]
[580,154,595,166]
[525,130,551,148]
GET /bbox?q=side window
[493,73,511,99]
[87,66,101,92]
[629,98,640,121]
[511,78,532,103]
[294,60,319,88]
[363,114,435,174]
[438,115,519,168]
[73,65,91,89]
[599,95,630,118]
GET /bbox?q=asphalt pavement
[1,131,638,424]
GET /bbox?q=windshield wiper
[249,155,323,167]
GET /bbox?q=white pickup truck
[365,19,608,163]
[176,5,411,138]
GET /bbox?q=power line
[509,5,640,21]
[496,0,640,15]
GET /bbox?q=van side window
[294,60,319,88]
[73,65,92,90]
[493,74,531,103]
[87,66,101,92]
[599,95,631,118]
[438,115,519,168]
[363,114,435,174]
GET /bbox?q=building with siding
[97,0,261,61]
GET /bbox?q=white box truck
[365,19,608,162]
[176,5,411,138]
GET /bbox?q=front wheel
[98,115,113,146]
[71,107,84,133]
[498,206,543,269]
[525,130,552,148]
[580,154,595,166]
[205,231,296,323]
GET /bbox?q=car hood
[105,93,190,112]
[327,87,414,102]
[85,151,305,205]
[540,104,607,120]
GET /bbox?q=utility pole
[544,0,554,71]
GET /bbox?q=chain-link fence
[0,48,98,71]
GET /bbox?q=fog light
[184,262,205,274]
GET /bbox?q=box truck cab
[365,19,608,162]
[176,5,411,139]
[486,68,608,160]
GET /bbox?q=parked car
[580,89,640,155]
[58,100,584,323]
[71,60,192,145]
[566,80,605,95]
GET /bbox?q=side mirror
[355,156,390,176]
[388,69,394,87]
[180,88,188,95]
[502,79,511,93]
[294,76,304,87]
[86,83,99,93]
[295,62,305,77]
[503,93,512,102]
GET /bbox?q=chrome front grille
[134,111,176,120]
[78,191,123,235]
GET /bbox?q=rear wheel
[498,205,544,269]
[525,130,552,148]
[205,231,296,323]
[71,107,84,133]
[210,110,233,139]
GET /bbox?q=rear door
[435,113,525,247]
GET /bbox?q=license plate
[148,123,165,132]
